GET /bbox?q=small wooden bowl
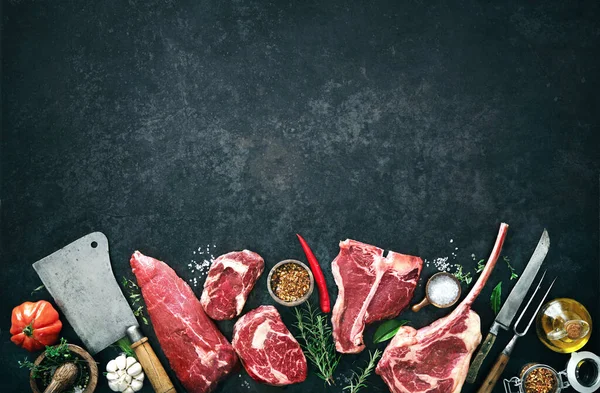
[30,344,98,393]
[412,272,462,312]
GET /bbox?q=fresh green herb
[19,338,91,392]
[122,277,149,325]
[503,256,518,280]
[31,285,46,296]
[113,337,136,359]
[491,282,502,315]
[343,349,382,393]
[293,302,340,385]
[454,265,473,284]
[19,338,78,378]
[373,319,409,344]
[475,259,485,273]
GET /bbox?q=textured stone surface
[1,1,599,392]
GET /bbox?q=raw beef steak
[232,305,307,386]
[376,223,509,393]
[200,250,264,320]
[130,251,237,393]
[331,239,422,353]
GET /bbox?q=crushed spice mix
[524,367,556,393]
[270,263,310,302]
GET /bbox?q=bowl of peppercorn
[267,259,314,307]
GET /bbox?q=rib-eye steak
[376,223,509,393]
[331,239,423,353]
[232,305,307,386]
[200,250,264,320]
[130,251,238,393]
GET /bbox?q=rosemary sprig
[293,302,340,385]
[343,349,382,393]
[503,256,518,280]
[122,277,149,325]
[113,337,136,359]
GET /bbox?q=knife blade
[466,229,550,383]
[33,232,176,393]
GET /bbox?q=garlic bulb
[106,354,144,392]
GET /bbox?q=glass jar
[503,351,600,393]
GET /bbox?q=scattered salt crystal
[427,275,460,306]
[450,239,453,243]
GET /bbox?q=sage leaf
[491,282,502,315]
[373,319,409,344]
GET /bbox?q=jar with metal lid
[503,351,600,393]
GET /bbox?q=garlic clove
[124,374,132,384]
[134,372,144,381]
[130,379,143,392]
[116,379,129,392]
[108,380,120,392]
[126,362,142,377]
[115,354,127,370]
[116,369,125,377]
[125,356,137,369]
[106,372,118,381]
[106,359,118,373]
[123,388,134,393]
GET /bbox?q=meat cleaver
[33,232,175,393]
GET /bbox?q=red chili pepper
[296,234,331,313]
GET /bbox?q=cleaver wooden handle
[128,326,176,393]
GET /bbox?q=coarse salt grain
[427,274,460,306]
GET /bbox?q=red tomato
[10,301,62,351]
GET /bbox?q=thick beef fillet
[130,251,237,393]
[232,305,307,386]
[376,223,509,393]
[200,250,264,320]
[331,239,422,353]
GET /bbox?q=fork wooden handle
[476,352,510,393]
[466,332,497,383]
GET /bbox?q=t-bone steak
[232,305,307,386]
[331,239,423,353]
[200,250,264,320]
[130,251,238,393]
[376,223,509,393]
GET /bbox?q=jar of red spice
[503,351,600,393]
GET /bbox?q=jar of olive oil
[536,298,592,353]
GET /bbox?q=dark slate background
[2,1,599,392]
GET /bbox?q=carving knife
[466,229,550,383]
[33,232,175,393]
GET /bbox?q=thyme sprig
[293,302,340,385]
[343,349,382,393]
[122,277,149,325]
[503,256,518,280]
[454,265,473,284]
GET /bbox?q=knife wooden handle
[131,337,176,393]
[476,352,510,393]
[466,331,497,383]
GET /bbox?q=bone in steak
[200,250,264,320]
[130,251,237,393]
[331,239,423,353]
[376,223,509,393]
[232,305,307,386]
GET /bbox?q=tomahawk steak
[232,305,307,386]
[200,250,264,320]
[130,251,238,393]
[376,223,509,393]
[331,239,422,353]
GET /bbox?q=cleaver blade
[33,232,137,355]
